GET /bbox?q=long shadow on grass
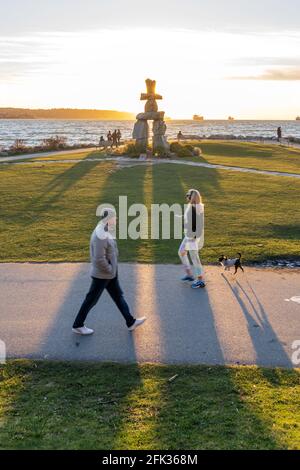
[187,155,221,191]
[262,224,300,242]
[146,366,288,450]
[99,162,152,262]
[0,360,143,450]
[199,142,274,159]
[6,153,105,226]
[1,158,119,262]
[142,163,189,263]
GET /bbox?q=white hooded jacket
[184,203,205,249]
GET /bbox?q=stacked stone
[132,79,169,152]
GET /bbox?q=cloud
[1,0,300,36]
[0,61,48,79]
[230,57,300,66]
[0,33,62,82]
[230,67,300,80]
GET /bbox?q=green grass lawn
[0,361,299,450]
[189,140,300,174]
[0,155,299,264]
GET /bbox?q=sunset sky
[1,0,300,119]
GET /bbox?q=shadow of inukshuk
[132,79,169,153]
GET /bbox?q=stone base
[133,110,169,155]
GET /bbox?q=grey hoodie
[90,224,118,279]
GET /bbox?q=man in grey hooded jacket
[72,208,146,335]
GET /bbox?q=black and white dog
[218,253,244,275]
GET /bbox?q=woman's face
[108,216,117,227]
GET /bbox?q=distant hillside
[0,108,135,120]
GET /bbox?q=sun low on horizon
[1,0,300,120]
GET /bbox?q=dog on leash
[218,253,244,275]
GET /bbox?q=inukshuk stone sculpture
[133,79,169,153]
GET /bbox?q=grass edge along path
[0,360,299,450]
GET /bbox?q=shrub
[169,142,194,157]
[10,139,27,153]
[42,135,67,150]
[153,146,170,158]
[124,142,148,157]
[169,142,202,158]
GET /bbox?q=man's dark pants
[73,276,135,328]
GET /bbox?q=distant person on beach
[99,136,105,146]
[177,131,183,141]
[178,189,205,289]
[277,126,282,142]
[107,131,112,141]
[112,130,118,148]
[72,208,147,336]
[117,129,122,144]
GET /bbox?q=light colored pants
[178,237,203,278]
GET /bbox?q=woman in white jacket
[178,189,205,289]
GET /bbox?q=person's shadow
[221,273,294,369]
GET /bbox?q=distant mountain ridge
[0,108,135,120]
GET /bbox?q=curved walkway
[0,147,99,163]
[1,153,300,179]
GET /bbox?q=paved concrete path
[0,147,99,163]
[1,263,299,367]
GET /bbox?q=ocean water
[0,119,300,148]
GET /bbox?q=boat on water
[193,115,204,121]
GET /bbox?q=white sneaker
[72,326,94,336]
[128,317,147,331]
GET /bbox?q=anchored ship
[193,115,204,121]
